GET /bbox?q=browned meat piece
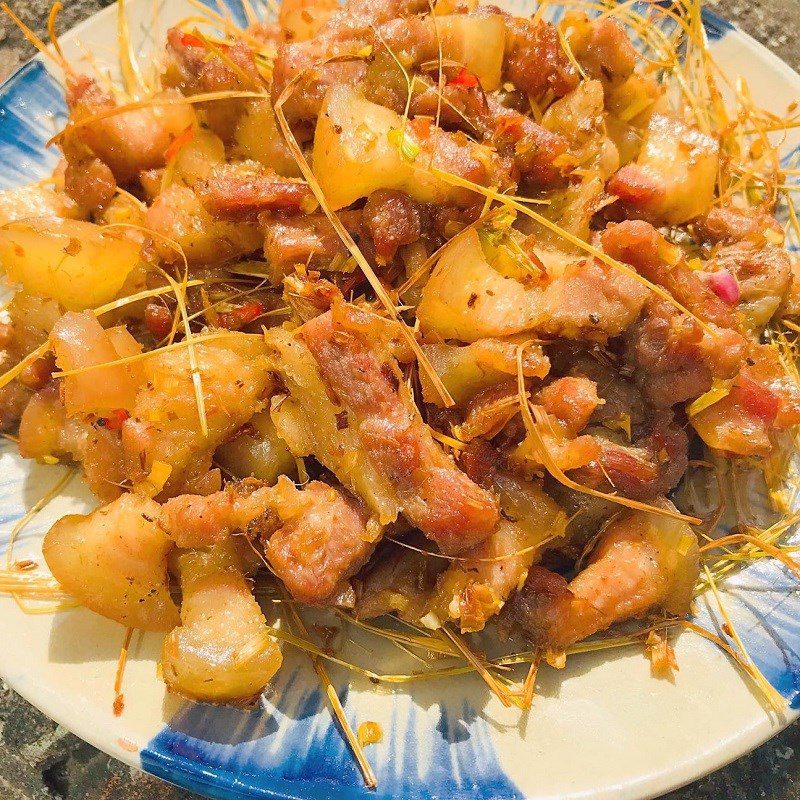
[300,307,500,554]
[62,150,116,212]
[163,28,262,140]
[196,163,313,220]
[18,383,127,502]
[705,240,792,331]
[501,506,699,650]
[602,219,742,331]
[428,446,567,632]
[261,212,353,276]
[265,479,376,604]
[503,18,579,99]
[626,298,744,408]
[694,205,784,246]
[160,477,377,604]
[569,16,637,88]
[361,190,422,265]
[690,342,800,457]
[536,376,601,437]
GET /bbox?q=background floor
[1,0,800,796]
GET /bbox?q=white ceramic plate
[1,3,799,799]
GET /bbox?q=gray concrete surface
[1,0,800,798]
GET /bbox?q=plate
[1,3,800,799]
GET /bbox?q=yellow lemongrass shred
[117,0,146,98]
[282,597,377,789]
[440,626,514,707]
[699,567,785,711]
[46,2,66,64]
[5,468,76,569]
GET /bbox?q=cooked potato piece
[0,185,82,226]
[43,493,179,631]
[233,100,301,177]
[50,311,144,417]
[215,411,297,482]
[161,540,282,703]
[436,14,505,91]
[313,85,493,209]
[0,218,141,311]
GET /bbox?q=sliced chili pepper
[219,301,265,330]
[102,409,130,431]
[164,125,195,163]
[449,66,479,89]
[735,373,780,424]
[180,32,205,48]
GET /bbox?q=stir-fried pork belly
[428,444,567,633]
[7,0,800,706]
[160,475,377,604]
[296,304,499,553]
[502,506,699,651]
[162,539,282,704]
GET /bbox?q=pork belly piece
[428,447,567,633]
[502,504,699,651]
[162,540,282,703]
[121,334,271,497]
[606,113,719,225]
[298,305,500,554]
[160,476,377,604]
[196,162,313,220]
[43,493,179,631]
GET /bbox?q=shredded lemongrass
[440,626,513,707]
[113,627,134,716]
[282,598,377,789]
[334,610,460,657]
[697,569,785,713]
[117,0,146,98]
[5,469,76,568]
[46,1,66,65]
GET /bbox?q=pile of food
[1,0,799,737]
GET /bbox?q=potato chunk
[161,541,282,703]
[0,218,141,311]
[43,493,179,631]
